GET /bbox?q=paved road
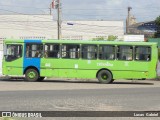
[0,87,160,111]
[0,78,159,91]
[0,79,160,111]
[0,79,160,120]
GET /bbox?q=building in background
[128,21,157,38]
[124,35,144,42]
[0,15,124,42]
[126,7,137,33]
[126,7,158,38]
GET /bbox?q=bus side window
[35,51,41,57]
[139,54,145,60]
[44,50,48,58]
[61,44,80,59]
[26,45,30,57]
[99,45,115,60]
[122,56,126,60]
[147,55,150,61]
[44,44,60,58]
[117,46,133,61]
[135,46,151,61]
[82,45,97,60]
[26,44,43,58]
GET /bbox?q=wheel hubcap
[101,73,108,80]
[28,71,36,79]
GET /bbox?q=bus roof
[4,39,157,46]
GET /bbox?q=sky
[0,0,160,22]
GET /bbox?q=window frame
[134,46,151,62]
[44,43,60,59]
[116,45,133,61]
[5,44,23,62]
[99,45,116,60]
[81,44,98,60]
[61,44,80,59]
[26,43,43,58]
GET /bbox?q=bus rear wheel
[97,70,113,84]
[25,69,39,82]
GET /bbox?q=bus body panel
[3,58,23,76]
[23,40,42,74]
[2,42,24,76]
[2,39,158,81]
[40,58,157,79]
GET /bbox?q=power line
[0,3,160,10]
[0,17,154,30]
[0,15,124,29]
[0,4,48,9]
[62,12,160,17]
[0,8,156,35]
[62,7,160,11]
[0,18,125,34]
[0,8,54,20]
[0,21,124,32]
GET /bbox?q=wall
[0,51,3,76]
[124,35,144,42]
[0,15,124,41]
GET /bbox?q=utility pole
[49,4,52,15]
[57,0,62,40]
[126,7,132,34]
[51,0,62,40]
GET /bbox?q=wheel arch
[96,68,113,78]
[23,66,39,75]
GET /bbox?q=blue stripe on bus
[24,39,42,43]
[23,40,42,74]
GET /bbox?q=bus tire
[38,77,45,81]
[25,68,39,82]
[110,79,114,83]
[97,70,113,84]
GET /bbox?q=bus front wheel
[97,70,113,84]
[25,69,39,82]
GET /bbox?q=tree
[92,37,106,41]
[92,35,118,41]
[107,35,118,41]
[155,16,160,38]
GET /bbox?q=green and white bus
[2,39,158,83]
